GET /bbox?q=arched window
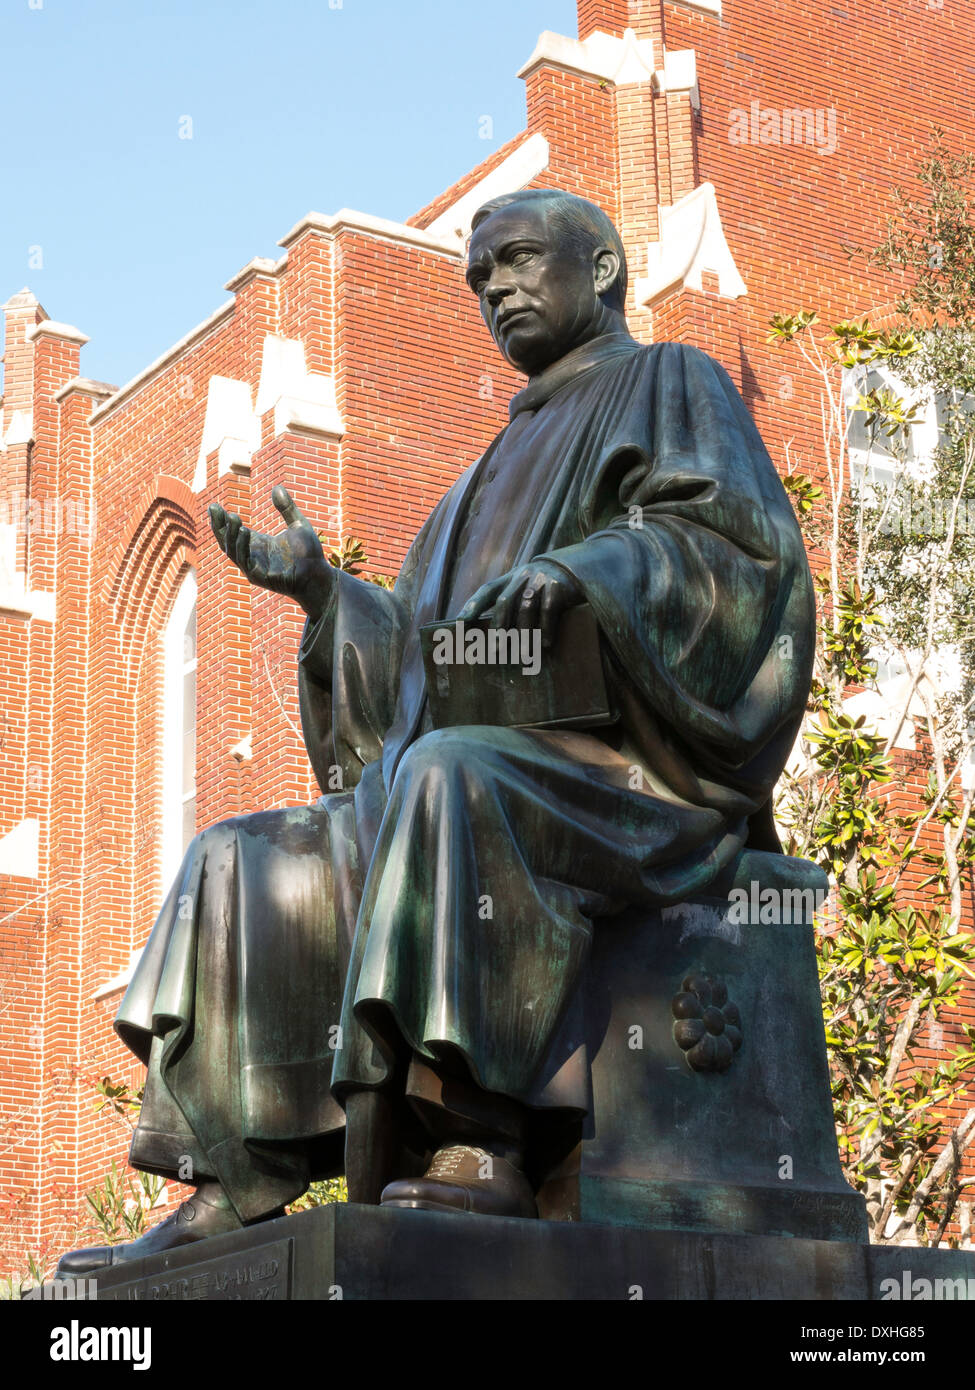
[160,570,197,895]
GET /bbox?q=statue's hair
[470,188,627,312]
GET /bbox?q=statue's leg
[55,1182,250,1276]
[340,1049,537,1217]
[343,1089,398,1205]
[332,724,747,1217]
[378,1052,537,1217]
[58,795,361,1274]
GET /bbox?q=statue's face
[466,202,615,375]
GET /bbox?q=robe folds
[116,336,815,1218]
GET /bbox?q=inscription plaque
[101,1237,293,1302]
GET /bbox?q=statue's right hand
[209,486,334,621]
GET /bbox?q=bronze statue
[57,188,814,1273]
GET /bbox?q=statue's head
[467,188,629,376]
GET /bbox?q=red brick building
[2,0,973,1271]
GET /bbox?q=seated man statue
[58,188,814,1273]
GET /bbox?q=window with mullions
[842,365,965,744]
[843,362,941,489]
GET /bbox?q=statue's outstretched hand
[457,560,583,648]
[209,486,334,622]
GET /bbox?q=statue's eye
[510,250,535,267]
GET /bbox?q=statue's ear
[593,247,621,300]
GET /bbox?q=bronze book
[419,602,616,731]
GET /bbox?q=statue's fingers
[491,575,526,631]
[538,578,563,648]
[234,525,252,575]
[208,503,228,549]
[245,533,270,585]
[518,577,543,634]
[225,514,242,565]
[457,577,505,622]
[272,485,309,531]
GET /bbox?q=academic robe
[115,335,815,1220]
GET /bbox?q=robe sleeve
[536,343,815,777]
[297,510,435,792]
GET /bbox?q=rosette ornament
[671,972,743,1072]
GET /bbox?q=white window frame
[842,365,957,747]
[160,570,197,896]
[843,361,940,491]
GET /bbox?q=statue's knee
[396,726,492,784]
[188,817,241,860]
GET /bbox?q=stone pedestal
[538,851,867,1242]
[77,853,926,1303]
[81,1204,974,1301]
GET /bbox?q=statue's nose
[484,268,517,306]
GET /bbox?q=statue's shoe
[55,1192,245,1277]
[380,1144,537,1218]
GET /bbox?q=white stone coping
[0,584,55,622]
[26,319,89,346]
[190,339,346,492]
[843,689,916,752]
[54,377,118,404]
[89,299,236,424]
[2,408,33,448]
[224,255,287,292]
[3,287,44,312]
[93,949,143,1002]
[635,182,747,305]
[230,733,253,762]
[517,27,656,85]
[217,438,253,478]
[254,334,304,418]
[0,818,40,878]
[426,133,551,244]
[85,201,461,435]
[193,374,262,492]
[278,207,462,258]
[653,48,700,107]
[82,135,562,436]
[274,395,344,441]
[258,336,345,442]
[668,0,721,13]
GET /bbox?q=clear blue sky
[1,0,576,389]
